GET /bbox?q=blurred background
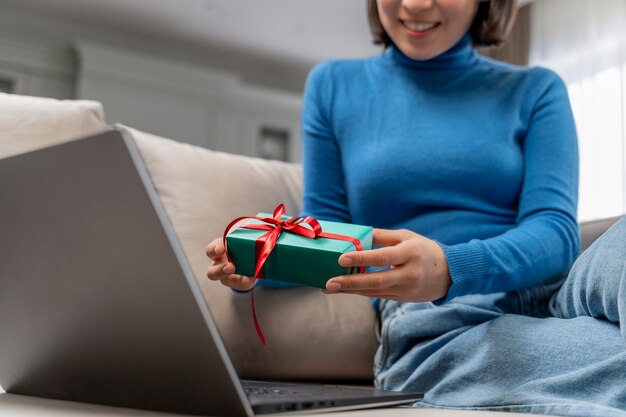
[0,0,624,222]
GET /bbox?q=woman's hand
[324,228,451,302]
[205,237,255,291]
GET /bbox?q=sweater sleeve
[300,62,352,222]
[438,70,580,302]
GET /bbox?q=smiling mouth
[401,20,441,33]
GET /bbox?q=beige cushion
[121,124,378,381]
[0,93,105,159]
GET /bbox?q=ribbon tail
[251,227,283,348]
[250,279,266,348]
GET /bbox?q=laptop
[0,128,422,416]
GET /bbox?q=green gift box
[225,213,373,289]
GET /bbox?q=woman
[207,0,626,415]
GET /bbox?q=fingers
[323,287,392,297]
[346,292,402,301]
[222,274,256,291]
[325,269,400,292]
[206,261,235,281]
[372,228,415,246]
[205,237,227,261]
[206,235,235,281]
[339,245,407,268]
[205,245,254,291]
[206,262,255,291]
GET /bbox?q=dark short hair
[367,0,518,48]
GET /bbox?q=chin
[401,48,441,61]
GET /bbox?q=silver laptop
[0,128,422,416]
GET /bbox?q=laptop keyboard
[242,379,422,414]
[244,385,313,398]
[245,387,312,397]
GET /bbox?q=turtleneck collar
[384,33,478,71]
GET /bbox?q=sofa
[0,92,621,417]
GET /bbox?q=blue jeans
[374,216,626,416]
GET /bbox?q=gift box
[225,208,373,289]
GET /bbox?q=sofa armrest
[579,215,624,251]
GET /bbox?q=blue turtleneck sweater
[300,34,580,302]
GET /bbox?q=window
[257,126,290,162]
[529,0,626,221]
[0,79,13,93]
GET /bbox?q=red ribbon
[222,204,364,347]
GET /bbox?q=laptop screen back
[0,130,252,417]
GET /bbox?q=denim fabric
[374,216,626,416]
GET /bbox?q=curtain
[529,0,626,221]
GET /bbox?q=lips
[401,20,440,33]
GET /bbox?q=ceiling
[1,0,381,68]
[0,0,534,92]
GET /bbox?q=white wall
[0,4,304,162]
[75,40,302,159]
[0,36,75,100]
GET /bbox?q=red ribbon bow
[222,204,364,347]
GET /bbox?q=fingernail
[326,282,342,292]
[223,264,234,274]
[339,256,352,266]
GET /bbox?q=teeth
[404,21,437,32]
